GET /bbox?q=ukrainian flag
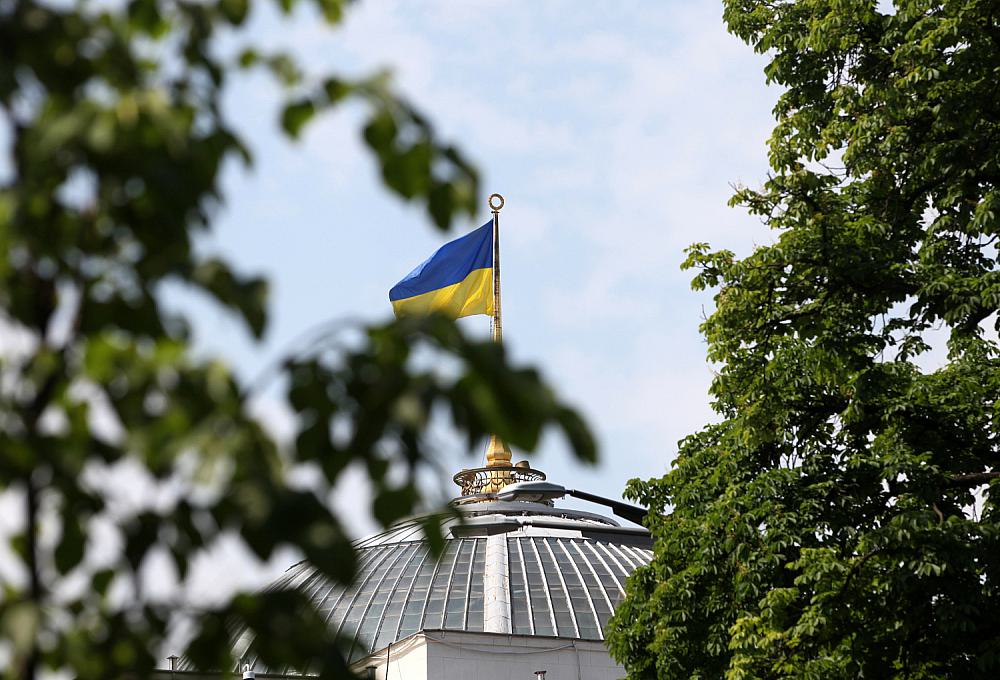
[389,222,494,318]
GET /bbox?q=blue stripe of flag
[389,222,493,301]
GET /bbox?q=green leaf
[218,0,249,25]
[321,77,350,104]
[238,48,259,67]
[313,0,343,23]
[280,99,316,139]
[362,110,397,152]
[373,483,418,527]
[556,406,597,464]
[54,511,86,574]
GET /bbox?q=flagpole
[485,193,511,470]
[489,193,504,345]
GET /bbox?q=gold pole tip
[489,193,504,213]
[485,433,512,466]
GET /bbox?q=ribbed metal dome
[217,489,651,675]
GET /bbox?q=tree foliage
[0,0,596,677]
[609,0,1000,677]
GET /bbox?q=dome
[213,467,652,676]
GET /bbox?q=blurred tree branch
[0,0,596,677]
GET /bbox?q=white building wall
[359,630,625,680]
[483,534,512,634]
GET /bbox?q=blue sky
[172,0,780,543]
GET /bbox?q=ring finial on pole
[489,193,504,213]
